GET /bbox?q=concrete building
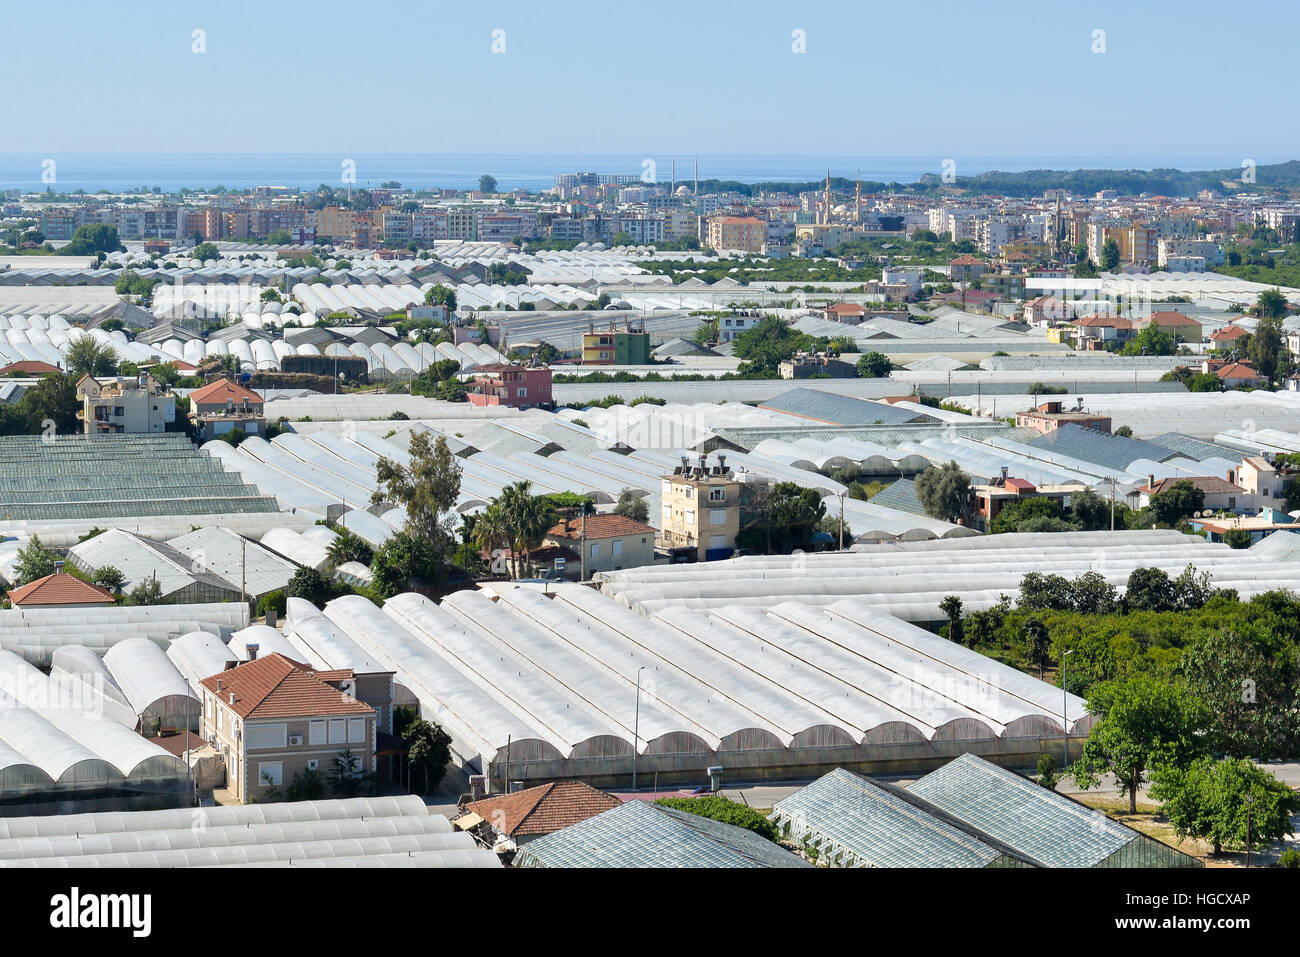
[1016,400,1113,435]
[581,322,651,365]
[466,364,552,410]
[187,378,266,440]
[659,453,741,561]
[543,513,658,578]
[76,374,175,435]
[706,216,766,254]
[200,653,377,805]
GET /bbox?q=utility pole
[838,491,846,551]
[580,508,586,581]
[1062,649,1074,768]
[632,666,645,790]
[1109,475,1116,531]
[241,537,247,606]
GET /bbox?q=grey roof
[1026,424,1179,472]
[757,388,933,427]
[867,478,928,517]
[908,754,1195,868]
[1147,432,1244,463]
[770,768,1038,868]
[513,799,809,868]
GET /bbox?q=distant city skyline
[2,0,1298,157]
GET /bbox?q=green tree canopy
[1150,757,1298,856]
[914,461,970,523]
[856,352,891,378]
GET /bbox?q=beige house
[659,453,741,561]
[76,373,174,434]
[188,377,266,440]
[544,513,657,578]
[200,653,376,804]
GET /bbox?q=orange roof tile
[7,573,114,607]
[188,378,263,406]
[465,781,622,837]
[199,653,374,720]
[0,360,61,376]
[547,513,657,540]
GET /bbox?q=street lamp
[837,490,846,551]
[632,666,645,791]
[1062,649,1074,768]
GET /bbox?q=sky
[1,0,1297,163]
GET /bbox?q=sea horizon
[1,152,1292,193]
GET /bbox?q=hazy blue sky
[1,0,1295,161]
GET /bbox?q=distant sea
[0,153,1288,194]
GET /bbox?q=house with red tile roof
[0,360,61,376]
[187,376,266,441]
[543,512,658,578]
[948,254,987,282]
[7,571,115,608]
[1208,324,1248,347]
[1140,310,1202,342]
[199,652,376,804]
[1205,360,1267,389]
[460,781,622,846]
[1070,314,1136,346]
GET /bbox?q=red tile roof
[1146,310,1200,327]
[1214,361,1264,381]
[0,360,61,376]
[465,781,622,837]
[7,573,114,607]
[198,653,374,720]
[1073,315,1134,328]
[949,254,985,266]
[547,513,657,540]
[1210,325,1247,341]
[1142,476,1240,495]
[188,378,263,406]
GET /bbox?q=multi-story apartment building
[658,453,742,561]
[445,205,478,241]
[76,374,175,434]
[200,653,378,805]
[706,215,766,253]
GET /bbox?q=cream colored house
[200,653,376,804]
[76,373,174,434]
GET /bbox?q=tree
[914,461,970,523]
[1146,479,1204,527]
[63,336,120,377]
[129,576,164,605]
[989,496,1070,534]
[373,431,461,547]
[1070,488,1113,531]
[939,595,965,647]
[655,796,780,842]
[13,536,57,584]
[1022,616,1051,678]
[326,526,374,568]
[1071,675,1206,813]
[856,352,891,378]
[190,241,220,261]
[424,283,457,312]
[478,174,498,194]
[1036,752,1059,790]
[328,749,373,797]
[90,565,125,593]
[0,372,79,436]
[1182,628,1300,760]
[1016,571,1074,612]
[764,482,826,553]
[612,488,649,524]
[1222,528,1253,549]
[1100,238,1121,272]
[1150,757,1298,856]
[404,718,452,794]
[611,231,635,247]
[63,223,123,256]
[1070,571,1119,615]
[286,566,334,606]
[286,768,326,801]
[1113,425,1133,437]
[1123,566,1175,612]
[495,481,556,577]
[1255,287,1288,320]
[1247,314,1284,382]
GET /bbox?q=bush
[256,589,287,618]
[654,796,780,842]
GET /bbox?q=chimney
[216,678,222,692]
[717,453,727,473]
[246,642,259,661]
[1226,469,1235,485]
[1148,473,1156,489]
[1000,465,1009,484]
[54,560,64,575]
[229,692,236,705]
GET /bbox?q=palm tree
[496,482,556,578]
[472,502,508,576]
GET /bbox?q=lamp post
[1062,649,1074,767]
[837,491,846,551]
[632,666,645,791]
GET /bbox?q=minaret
[671,160,675,196]
[856,170,862,224]
[824,169,831,225]
[694,157,698,198]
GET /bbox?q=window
[309,719,326,745]
[328,718,346,744]
[245,723,287,750]
[710,509,727,526]
[709,488,726,501]
[685,509,695,523]
[685,487,694,499]
[612,540,623,556]
[590,543,600,558]
[709,535,726,549]
[348,718,366,744]
[257,761,283,787]
[517,388,527,398]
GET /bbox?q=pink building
[466,364,553,410]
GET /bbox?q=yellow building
[659,453,741,561]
